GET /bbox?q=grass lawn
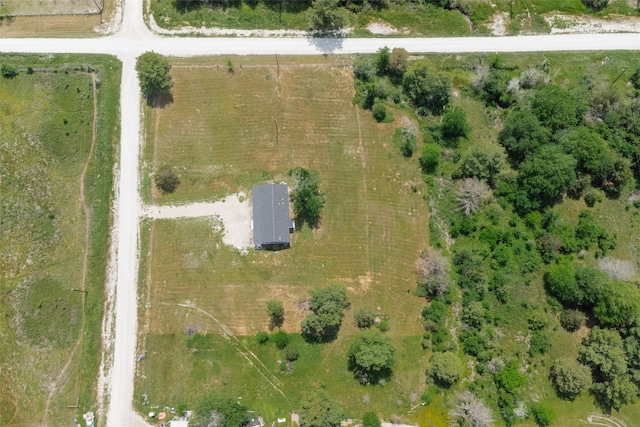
[136,55,431,421]
[0,54,120,426]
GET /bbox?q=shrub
[495,361,527,392]
[354,308,377,329]
[582,0,608,11]
[372,103,390,122]
[551,358,591,398]
[154,166,180,194]
[267,300,284,320]
[272,330,290,349]
[532,402,556,427]
[560,309,586,332]
[1,63,18,78]
[285,346,300,361]
[362,411,381,427]
[441,106,470,144]
[420,144,441,174]
[529,330,552,356]
[584,188,603,207]
[256,331,269,344]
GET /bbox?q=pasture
[0,54,120,426]
[135,55,431,419]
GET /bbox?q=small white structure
[83,412,95,427]
[169,419,189,427]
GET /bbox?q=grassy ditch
[0,54,120,426]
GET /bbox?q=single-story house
[252,183,295,250]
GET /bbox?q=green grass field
[0,54,120,426]
[136,55,431,421]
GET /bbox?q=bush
[354,308,377,329]
[362,411,381,427]
[584,188,603,207]
[560,309,586,332]
[272,330,290,349]
[267,300,284,320]
[288,166,324,228]
[495,361,527,392]
[532,402,556,427]
[154,166,180,194]
[372,103,389,122]
[551,358,591,398]
[582,0,608,11]
[441,106,470,144]
[529,330,553,356]
[1,63,18,78]
[285,346,300,361]
[256,331,269,344]
[420,144,441,173]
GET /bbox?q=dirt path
[176,301,287,399]
[42,73,98,424]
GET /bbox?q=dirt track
[2,1,640,426]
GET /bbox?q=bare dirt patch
[545,13,640,34]
[488,12,509,36]
[366,21,398,35]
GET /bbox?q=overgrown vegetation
[0,54,120,425]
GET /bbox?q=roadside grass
[0,0,103,15]
[148,0,639,36]
[0,0,115,37]
[136,55,431,420]
[0,54,120,426]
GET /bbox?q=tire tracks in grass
[175,301,287,399]
[43,73,98,424]
[354,105,371,265]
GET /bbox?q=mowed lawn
[0,55,119,426]
[136,56,431,419]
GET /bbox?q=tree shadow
[147,91,174,108]
[294,214,321,231]
[306,33,344,55]
[347,357,393,385]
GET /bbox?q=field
[148,0,639,36]
[135,55,432,421]
[0,54,120,426]
[136,51,640,426]
[0,0,115,37]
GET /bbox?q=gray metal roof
[252,184,292,249]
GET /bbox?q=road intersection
[1,1,639,425]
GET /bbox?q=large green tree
[307,0,347,31]
[135,51,172,99]
[428,351,462,387]
[348,330,395,374]
[192,394,248,427]
[403,62,451,115]
[498,109,550,164]
[532,85,586,132]
[301,284,350,341]
[299,391,343,427]
[288,166,324,228]
[551,358,592,398]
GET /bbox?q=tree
[349,330,395,375]
[428,351,462,387]
[354,308,376,329]
[529,330,553,356]
[517,145,577,210]
[299,391,343,427]
[403,62,451,115]
[154,165,180,194]
[288,166,324,228]
[307,0,347,32]
[285,346,300,361]
[416,247,451,298]
[374,46,390,76]
[531,402,556,427]
[272,330,290,349]
[420,144,441,173]
[591,375,638,410]
[302,284,350,341]
[544,260,581,305]
[267,300,284,321]
[551,358,592,398]
[362,411,381,427]
[136,51,172,99]
[388,47,409,79]
[456,177,489,217]
[582,0,609,11]
[532,85,586,132]
[560,309,586,332]
[441,106,470,144]
[449,391,494,427]
[498,108,550,164]
[462,302,485,328]
[192,394,248,427]
[457,149,503,188]
[580,327,627,381]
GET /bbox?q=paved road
[1,1,639,426]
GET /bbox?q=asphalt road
[1,1,639,426]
